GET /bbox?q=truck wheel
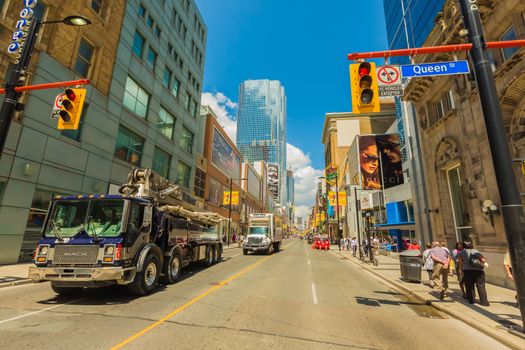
[211,246,218,264]
[51,283,83,296]
[217,245,223,262]
[161,250,182,284]
[243,249,248,255]
[204,246,214,267]
[273,242,280,252]
[129,253,160,295]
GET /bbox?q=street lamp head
[63,16,92,26]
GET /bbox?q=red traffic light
[358,62,371,77]
[65,89,76,101]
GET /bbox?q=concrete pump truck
[28,168,226,296]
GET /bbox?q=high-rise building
[383,0,446,65]
[236,80,286,206]
[0,0,206,263]
[286,169,294,205]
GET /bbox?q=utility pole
[227,178,233,247]
[354,186,363,260]
[458,0,525,325]
[335,171,341,241]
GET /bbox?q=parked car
[313,238,330,250]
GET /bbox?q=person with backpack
[451,242,466,299]
[458,241,489,306]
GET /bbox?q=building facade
[236,79,286,206]
[0,0,206,263]
[403,0,525,287]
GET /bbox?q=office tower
[237,80,286,206]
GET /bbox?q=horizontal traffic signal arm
[0,79,90,94]
[347,39,525,60]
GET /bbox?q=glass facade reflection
[237,80,287,205]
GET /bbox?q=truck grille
[53,245,99,265]
[248,237,263,244]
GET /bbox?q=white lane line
[311,283,318,305]
[0,297,86,325]
[307,259,311,266]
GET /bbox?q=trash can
[399,250,422,283]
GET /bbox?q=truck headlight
[104,245,115,256]
[39,245,48,256]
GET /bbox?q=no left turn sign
[377,65,401,86]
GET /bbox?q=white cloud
[201,92,238,143]
[287,143,323,221]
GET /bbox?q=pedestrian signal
[57,88,86,130]
[349,62,380,113]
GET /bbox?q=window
[500,25,519,61]
[180,126,194,153]
[147,15,154,28]
[163,67,172,88]
[154,25,161,38]
[182,91,191,110]
[176,161,191,187]
[132,31,145,58]
[115,126,144,166]
[146,47,157,69]
[74,39,94,77]
[435,99,445,121]
[33,2,46,22]
[91,0,103,15]
[191,99,198,118]
[62,104,89,141]
[194,168,205,198]
[168,43,173,56]
[172,78,180,97]
[123,76,149,118]
[158,107,175,139]
[153,147,171,178]
[138,3,146,18]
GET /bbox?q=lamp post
[226,177,247,246]
[354,186,363,260]
[0,15,91,157]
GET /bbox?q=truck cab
[243,213,282,255]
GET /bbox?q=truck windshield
[249,227,268,235]
[45,199,124,238]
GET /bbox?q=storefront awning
[374,222,415,230]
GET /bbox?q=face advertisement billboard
[358,134,403,190]
[211,127,241,181]
[267,163,280,201]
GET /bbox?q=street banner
[358,135,382,190]
[376,134,404,189]
[338,192,347,206]
[267,163,280,201]
[325,163,338,185]
[328,192,337,206]
[320,212,325,221]
[223,191,239,205]
[358,134,404,190]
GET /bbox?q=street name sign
[401,60,470,78]
[376,65,404,97]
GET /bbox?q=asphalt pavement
[0,239,511,349]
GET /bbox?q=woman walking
[459,241,489,306]
[451,242,466,299]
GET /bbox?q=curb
[332,250,524,350]
[0,278,34,289]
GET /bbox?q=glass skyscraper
[237,80,287,206]
[383,0,446,65]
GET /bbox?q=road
[0,239,509,349]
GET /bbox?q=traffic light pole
[354,187,363,260]
[335,171,341,240]
[0,19,40,158]
[458,0,525,327]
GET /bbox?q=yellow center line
[110,241,296,349]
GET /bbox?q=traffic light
[57,88,86,130]
[349,62,380,113]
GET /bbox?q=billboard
[358,133,404,190]
[208,177,223,205]
[247,166,261,199]
[211,127,241,180]
[267,162,279,201]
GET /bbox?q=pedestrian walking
[430,241,451,300]
[422,243,434,287]
[351,237,358,257]
[458,241,489,306]
[346,238,351,251]
[338,238,342,251]
[451,242,466,299]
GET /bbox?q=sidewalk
[331,247,525,349]
[0,263,33,289]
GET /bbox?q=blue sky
[196,0,389,216]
